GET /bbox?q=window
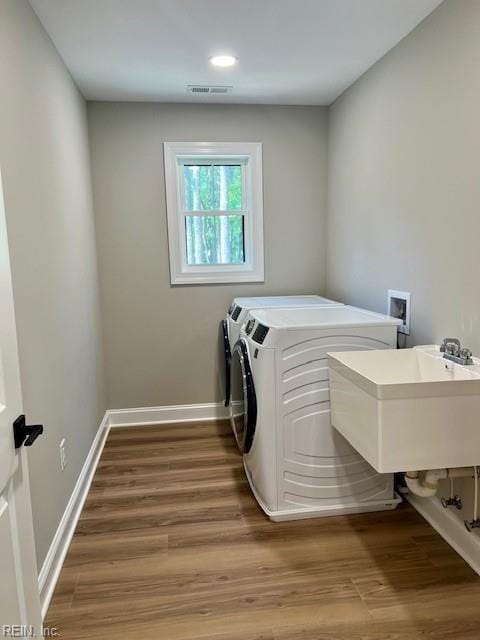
[163,142,264,284]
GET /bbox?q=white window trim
[163,141,264,285]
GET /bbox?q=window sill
[170,271,265,285]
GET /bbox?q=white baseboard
[38,411,111,619]
[108,402,229,428]
[406,493,480,576]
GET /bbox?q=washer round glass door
[218,319,231,407]
[230,339,257,453]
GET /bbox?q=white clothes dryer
[230,305,402,521]
[219,295,342,410]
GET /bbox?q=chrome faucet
[440,338,474,365]
[440,338,460,354]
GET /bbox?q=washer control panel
[245,319,256,335]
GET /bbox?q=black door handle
[13,415,44,449]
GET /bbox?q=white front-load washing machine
[219,295,343,412]
[230,305,402,521]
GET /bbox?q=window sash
[177,157,250,269]
[178,158,248,215]
[184,215,245,266]
[177,157,248,165]
[180,210,248,217]
[180,211,251,270]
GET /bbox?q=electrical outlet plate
[59,438,67,471]
[387,289,411,335]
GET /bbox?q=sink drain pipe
[405,467,474,498]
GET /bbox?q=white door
[0,169,42,634]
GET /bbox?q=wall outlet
[59,438,67,471]
[387,289,411,335]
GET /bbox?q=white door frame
[0,167,42,633]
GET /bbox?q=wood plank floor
[46,421,480,639]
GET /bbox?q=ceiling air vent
[187,85,233,95]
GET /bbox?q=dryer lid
[230,295,341,311]
[249,305,402,330]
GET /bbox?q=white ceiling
[30,0,443,105]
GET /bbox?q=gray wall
[0,0,106,567]
[327,0,480,529]
[88,103,328,408]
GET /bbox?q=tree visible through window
[183,164,245,265]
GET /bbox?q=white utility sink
[328,345,480,473]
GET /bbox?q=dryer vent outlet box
[387,290,411,335]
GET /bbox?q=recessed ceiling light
[209,55,237,68]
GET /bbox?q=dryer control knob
[245,319,255,335]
